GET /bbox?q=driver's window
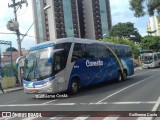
[53,51,65,74]
[55,56,61,71]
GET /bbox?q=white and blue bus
[141,51,160,68]
[22,38,134,94]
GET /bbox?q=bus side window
[158,54,160,59]
[85,44,97,58]
[97,44,108,58]
[71,43,83,62]
[154,54,158,61]
[126,48,132,57]
[106,46,114,58]
[121,49,125,57]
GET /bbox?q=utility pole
[7,0,28,56]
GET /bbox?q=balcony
[55,18,61,23]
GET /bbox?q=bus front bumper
[24,83,54,94]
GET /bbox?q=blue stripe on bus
[29,43,54,51]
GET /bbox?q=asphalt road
[0,68,160,120]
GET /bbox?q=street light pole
[99,34,106,40]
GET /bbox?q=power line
[0,32,48,41]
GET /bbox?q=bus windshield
[23,47,53,81]
[141,54,153,63]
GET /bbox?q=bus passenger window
[154,55,158,61]
[97,45,108,58]
[72,43,83,62]
[85,44,97,58]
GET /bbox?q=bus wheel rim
[118,73,122,82]
[72,82,77,92]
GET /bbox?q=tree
[6,47,18,52]
[101,37,140,59]
[129,0,160,21]
[140,36,160,51]
[110,22,141,42]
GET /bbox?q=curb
[5,87,23,93]
[0,87,23,94]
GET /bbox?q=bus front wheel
[70,80,79,94]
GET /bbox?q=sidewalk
[0,86,23,94]
[134,66,142,71]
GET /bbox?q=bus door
[53,51,67,92]
[154,54,158,66]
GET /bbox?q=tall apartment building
[82,0,111,39]
[147,16,160,36]
[32,0,112,43]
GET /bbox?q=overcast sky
[0,0,149,52]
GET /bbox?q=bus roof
[29,37,130,51]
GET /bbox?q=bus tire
[117,71,123,82]
[122,70,127,81]
[70,79,79,94]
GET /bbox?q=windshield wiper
[26,58,44,81]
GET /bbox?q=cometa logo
[86,60,103,67]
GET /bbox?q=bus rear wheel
[117,71,123,82]
[70,80,79,94]
[122,70,127,81]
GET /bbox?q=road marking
[73,115,90,120]
[90,101,156,105]
[0,103,76,107]
[22,117,39,120]
[42,100,56,104]
[137,117,153,120]
[0,101,156,107]
[152,96,160,111]
[137,94,160,120]
[50,117,63,120]
[103,116,119,120]
[96,75,158,103]
[53,103,76,105]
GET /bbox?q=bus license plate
[31,90,39,93]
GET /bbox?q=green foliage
[110,22,141,42]
[3,63,17,77]
[129,0,160,21]
[140,36,160,51]
[101,37,140,59]
[6,47,18,52]
[129,0,146,17]
[3,67,10,77]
